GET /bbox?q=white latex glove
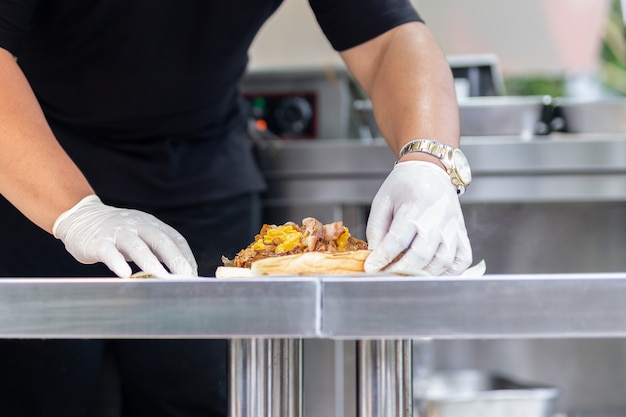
[53,195,198,278]
[364,161,472,276]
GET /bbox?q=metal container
[458,95,553,137]
[414,369,559,417]
[551,97,626,133]
[353,96,553,139]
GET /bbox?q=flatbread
[129,272,156,279]
[215,250,371,278]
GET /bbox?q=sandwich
[216,217,371,278]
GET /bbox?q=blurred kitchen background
[240,1,626,417]
[249,0,615,97]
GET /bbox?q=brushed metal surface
[320,274,626,339]
[354,95,549,137]
[7,274,626,339]
[5,274,626,417]
[260,135,626,205]
[457,96,552,137]
[0,277,320,338]
[554,98,626,133]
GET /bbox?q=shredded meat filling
[232,217,368,268]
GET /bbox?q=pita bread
[215,250,371,278]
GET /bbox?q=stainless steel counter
[321,273,626,339]
[0,277,319,338]
[3,274,626,417]
[260,134,626,205]
[3,273,626,338]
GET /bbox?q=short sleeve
[0,0,39,56]
[308,0,422,51]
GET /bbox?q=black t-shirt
[0,0,421,207]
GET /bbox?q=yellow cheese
[253,224,303,253]
[252,239,266,250]
[336,228,350,251]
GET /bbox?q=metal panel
[0,277,320,338]
[260,135,626,205]
[320,274,626,339]
[9,274,626,339]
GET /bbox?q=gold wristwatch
[397,139,472,195]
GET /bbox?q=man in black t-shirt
[0,0,473,416]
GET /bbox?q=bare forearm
[0,48,94,233]
[341,22,459,163]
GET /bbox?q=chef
[0,0,472,415]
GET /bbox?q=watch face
[452,149,472,185]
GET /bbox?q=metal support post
[230,338,303,417]
[357,339,413,417]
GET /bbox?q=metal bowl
[457,95,553,137]
[551,97,626,133]
[415,369,559,417]
[353,96,553,139]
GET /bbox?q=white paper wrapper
[214,259,487,279]
[459,259,487,278]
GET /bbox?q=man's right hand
[53,195,198,278]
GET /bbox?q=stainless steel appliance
[240,67,362,139]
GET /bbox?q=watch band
[397,139,451,161]
[396,139,471,196]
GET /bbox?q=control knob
[273,96,313,135]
